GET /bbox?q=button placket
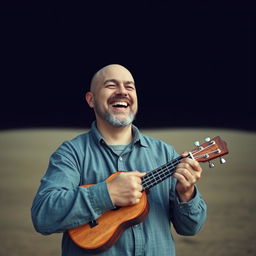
[117,155,125,170]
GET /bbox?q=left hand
[173,152,203,202]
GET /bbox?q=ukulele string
[143,147,208,186]
[142,159,180,188]
[191,142,218,158]
[142,144,219,189]
[142,162,177,184]
[193,149,220,160]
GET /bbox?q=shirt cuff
[87,181,116,215]
[175,186,202,215]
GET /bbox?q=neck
[96,119,133,145]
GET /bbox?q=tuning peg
[204,137,211,142]
[194,141,200,146]
[209,161,215,168]
[220,157,226,164]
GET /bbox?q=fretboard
[141,155,183,190]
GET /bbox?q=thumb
[181,151,189,158]
[129,171,146,177]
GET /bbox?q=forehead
[100,66,134,83]
[90,65,135,93]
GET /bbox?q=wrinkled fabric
[31,122,207,256]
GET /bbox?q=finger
[132,198,140,205]
[173,172,190,185]
[127,175,143,186]
[136,191,143,198]
[134,171,147,178]
[125,171,146,178]
[180,158,202,173]
[137,184,143,192]
[176,162,194,177]
[134,191,143,203]
[181,151,189,157]
[174,169,193,183]
[176,163,200,184]
[125,171,146,185]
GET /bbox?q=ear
[85,92,94,108]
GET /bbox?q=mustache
[110,95,129,100]
[108,95,130,103]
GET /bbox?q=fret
[142,156,183,191]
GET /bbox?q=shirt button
[119,156,123,161]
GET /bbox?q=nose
[116,84,128,96]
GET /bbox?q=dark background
[1,1,255,131]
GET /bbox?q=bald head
[90,64,135,93]
[85,64,138,128]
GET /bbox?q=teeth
[112,102,128,107]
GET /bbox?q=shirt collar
[90,121,148,147]
[132,124,148,147]
[90,121,105,145]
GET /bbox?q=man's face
[88,65,138,127]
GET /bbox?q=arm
[170,153,207,235]
[31,147,115,235]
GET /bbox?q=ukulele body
[68,171,149,254]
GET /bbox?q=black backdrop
[1,1,255,130]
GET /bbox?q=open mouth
[111,101,129,108]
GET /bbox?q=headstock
[190,136,229,167]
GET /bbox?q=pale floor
[0,128,255,256]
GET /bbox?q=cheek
[132,97,138,110]
[98,90,114,103]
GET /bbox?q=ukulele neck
[141,136,229,191]
[141,155,185,191]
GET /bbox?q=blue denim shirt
[31,122,207,256]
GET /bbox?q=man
[31,64,207,256]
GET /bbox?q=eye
[105,84,116,89]
[127,86,134,91]
[125,83,135,91]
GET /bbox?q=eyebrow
[104,79,135,85]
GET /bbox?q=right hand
[107,171,146,207]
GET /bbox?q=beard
[94,104,137,127]
[103,111,136,127]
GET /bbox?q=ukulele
[68,136,229,254]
